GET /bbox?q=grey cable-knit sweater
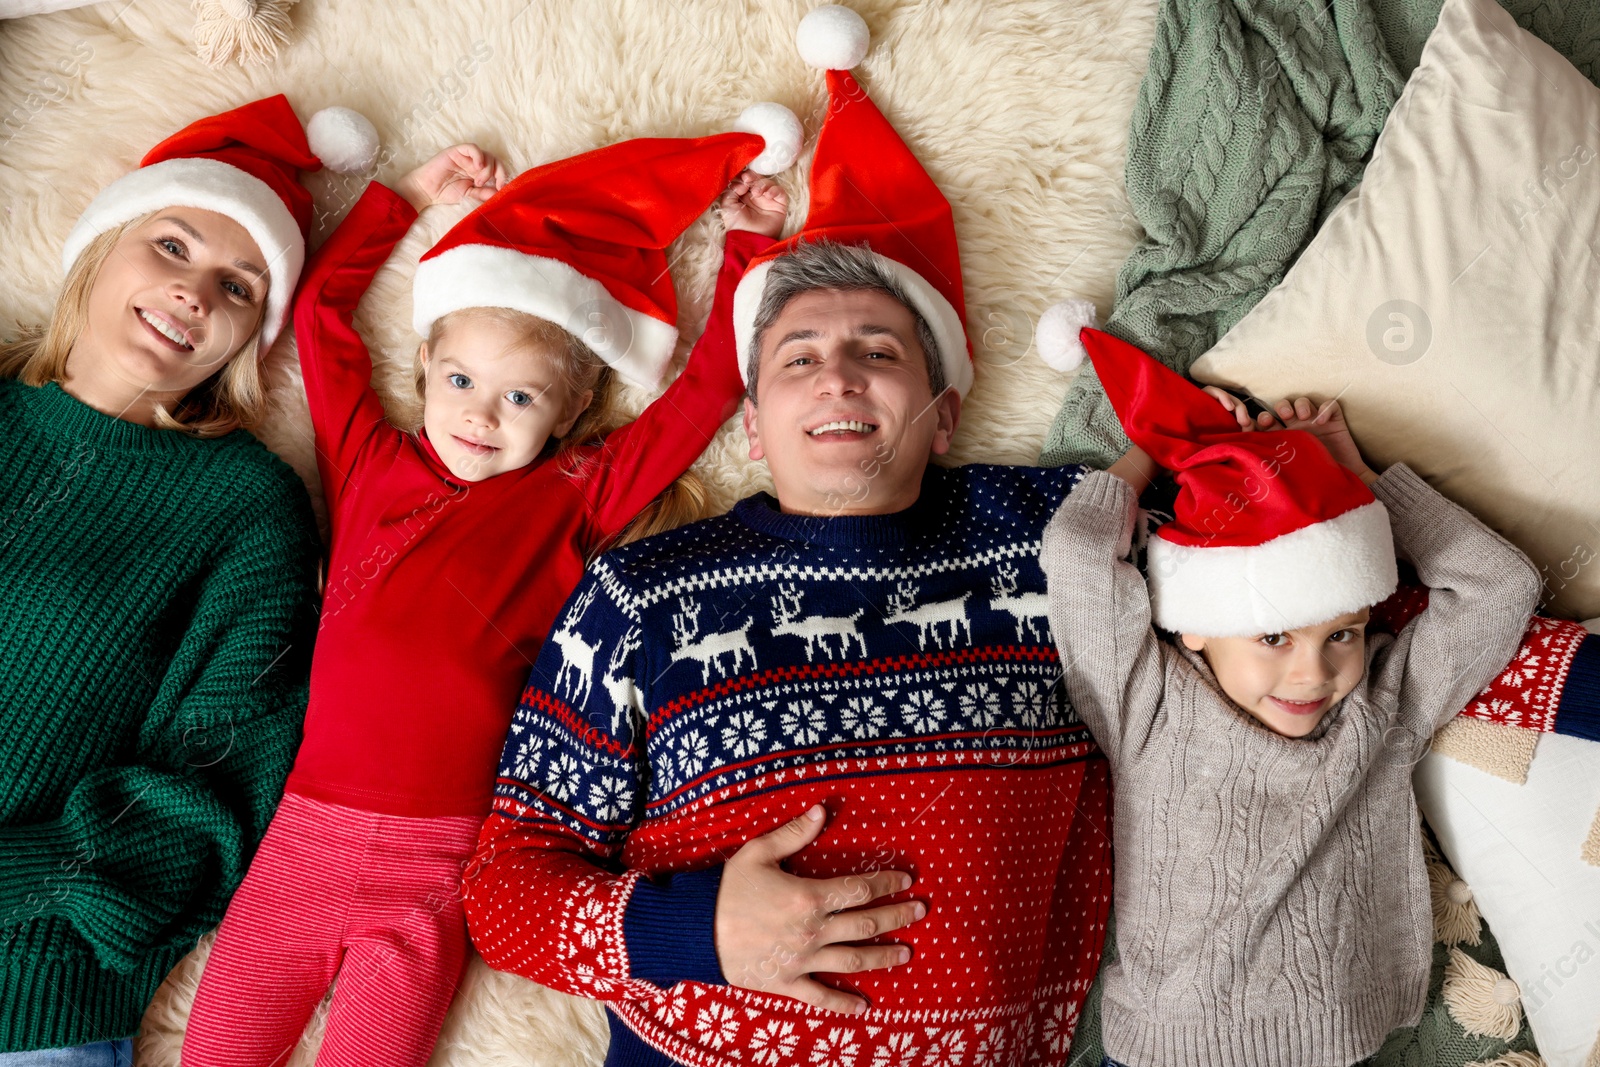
[1042,464,1540,1067]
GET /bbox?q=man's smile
[807,419,879,437]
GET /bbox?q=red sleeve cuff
[365,181,419,226]
[723,228,777,267]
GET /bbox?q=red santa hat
[731,5,973,397]
[63,95,377,352]
[410,103,803,390]
[1042,315,1397,637]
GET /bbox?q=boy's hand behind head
[1200,387,1378,485]
[396,144,510,213]
[1201,385,1255,432]
[719,169,788,238]
[1256,397,1378,484]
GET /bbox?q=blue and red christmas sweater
[464,461,1113,1067]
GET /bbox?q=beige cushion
[1415,731,1600,1066]
[1415,623,1600,1067]
[1190,0,1600,620]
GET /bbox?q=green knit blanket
[1040,0,1600,469]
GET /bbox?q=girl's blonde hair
[420,307,710,552]
[0,212,270,437]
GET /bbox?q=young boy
[1042,327,1542,1067]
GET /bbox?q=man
[462,39,1112,1067]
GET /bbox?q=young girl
[181,115,794,1067]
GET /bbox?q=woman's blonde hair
[420,307,711,552]
[0,212,270,438]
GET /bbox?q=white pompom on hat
[735,102,805,176]
[797,5,872,70]
[1036,298,1100,371]
[306,107,380,174]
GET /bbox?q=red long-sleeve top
[284,182,769,818]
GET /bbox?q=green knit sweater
[0,378,320,1052]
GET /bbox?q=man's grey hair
[746,240,945,402]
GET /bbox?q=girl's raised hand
[396,144,509,212]
[719,170,788,238]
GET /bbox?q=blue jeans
[0,1041,133,1066]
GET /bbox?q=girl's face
[1181,607,1371,738]
[71,208,268,405]
[419,313,593,483]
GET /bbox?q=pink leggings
[182,792,482,1067]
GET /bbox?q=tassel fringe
[1467,1053,1543,1067]
[192,0,297,67]
[1443,948,1524,1041]
[1427,849,1482,946]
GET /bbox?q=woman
[0,95,367,1064]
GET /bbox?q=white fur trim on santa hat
[734,102,802,176]
[1148,500,1398,637]
[731,251,973,397]
[63,156,305,351]
[412,244,680,389]
[1036,298,1099,371]
[797,5,870,70]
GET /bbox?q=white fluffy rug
[0,1,1156,1062]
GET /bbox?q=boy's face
[1181,607,1372,738]
[742,287,960,516]
[420,314,591,483]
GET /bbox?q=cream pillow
[1190,0,1600,619]
[1415,726,1600,1066]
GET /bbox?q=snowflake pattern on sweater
[465,462,1113,1067]
[1461,616,1586,730]
[1370,588,1588,732]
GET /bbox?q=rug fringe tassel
[1444,948,1524,1041]
[1428,853,1482,946]
[192,0,297,67]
